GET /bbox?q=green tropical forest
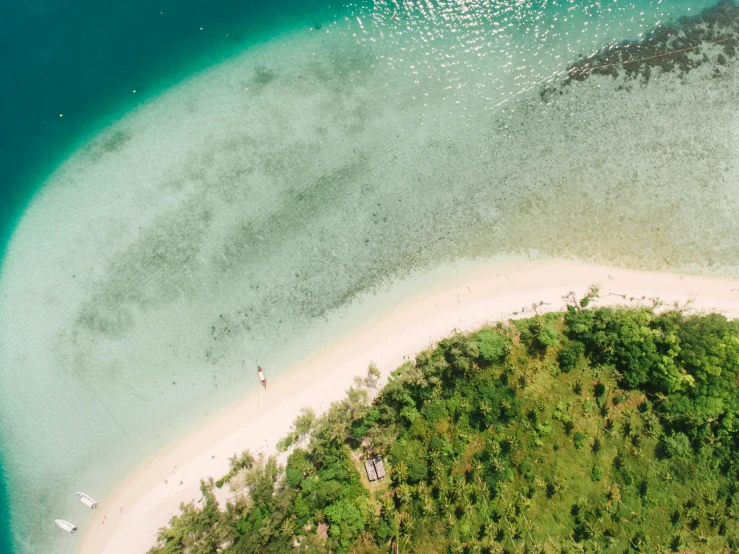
[148,290,739,554]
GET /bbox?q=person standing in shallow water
[257,366,267,390]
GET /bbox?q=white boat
[55,519,77,533]
[76,492,98,508]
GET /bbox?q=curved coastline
[2,1,737,551]
[78,259,739,554]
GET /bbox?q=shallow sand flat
[78,259,739,554]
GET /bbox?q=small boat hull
[77,492,98,508]
[55,519,77,533]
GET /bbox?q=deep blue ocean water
[0,0,336,550]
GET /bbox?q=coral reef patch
[556,0,739,89]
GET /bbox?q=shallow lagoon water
[2,0,739,552]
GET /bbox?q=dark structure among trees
[365,457,386,482]
[364,459,378,482]
[372,457,385,480]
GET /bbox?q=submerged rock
[561,0,739,86]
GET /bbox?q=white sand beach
[78,259,739,554]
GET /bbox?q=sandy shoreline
[78,259,739,554]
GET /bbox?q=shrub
[658,432,692,460]
[565,307,662,389]
[536,324,560,348]
[422,399,449,425]
[407,459,428,482]
[558,341,585,373]
[471,328,511,364]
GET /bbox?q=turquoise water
[0,0,332,256]
[0,469,10,554]
[2,0,737,552]
[0,1,334,550]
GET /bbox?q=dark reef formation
[543,0,739,98]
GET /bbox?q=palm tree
[438,494,453,515]
[400,512,415,534]
[393,461,409,483]
[707,508,722,527]
[504,518,520,541]
[381,496,395,516]
[422,496,436,515]
[279,517,295,538]
[487,439,501,456]
[510,541,526,554]
[475,478,489,498]
[436,477,449,497]
[450,539,464,553]
[397,483,412,505]
[481,522,498,549]
[396,516,414,552]
[431,459,445,476]
[453,479,468,505]
[468,542,483,554]
[491,457,504,473]
[417,481,428,498]
[503,432,516,448]
[496,496,510,518]
[552,475,566,494]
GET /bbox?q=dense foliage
[148,300,739,554]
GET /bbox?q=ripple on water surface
[1,0,738,552]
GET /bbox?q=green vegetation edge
[149,292,739,554]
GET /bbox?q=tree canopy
[148,304,739,554]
